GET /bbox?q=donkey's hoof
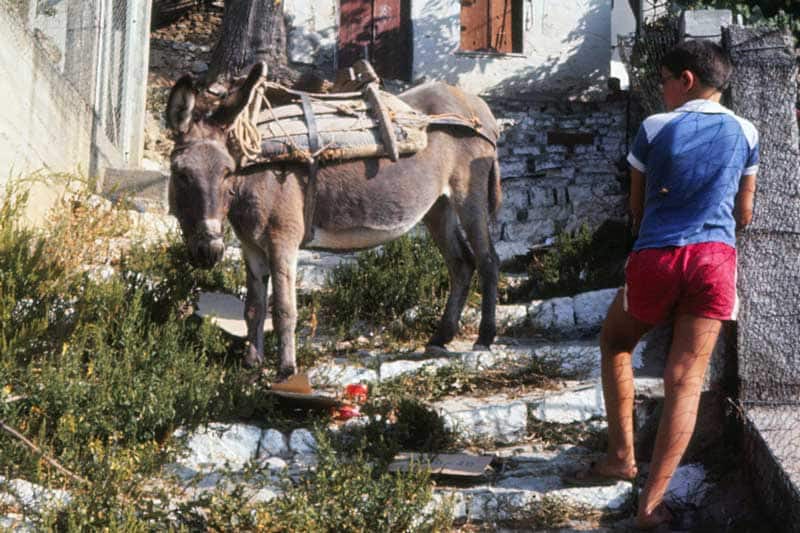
[424,344,449,357]
[244,347,264,369]
[472,343,492,352]
[275,366,297,382]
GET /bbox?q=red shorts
[624,242,737,324]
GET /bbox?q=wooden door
[339,0,373,75]
[460,0,514,53]
[461,0,490,51]
[339,0,411,81]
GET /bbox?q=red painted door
[339,0,411,81]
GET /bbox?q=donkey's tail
[489,156,502,218]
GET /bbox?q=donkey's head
[165,63,265,268]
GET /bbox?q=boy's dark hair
[660,40,732,90]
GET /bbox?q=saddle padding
[252,90,429,164]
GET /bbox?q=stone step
[101,167,169,213]
[309,338,602,388]
[428,459,711,528]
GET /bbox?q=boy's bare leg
[636,314,722,526]
[592,290,652,478]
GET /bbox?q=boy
[567,40,759,529]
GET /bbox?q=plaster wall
[411,0,615,98]
[284,0,338,66]
[285,1,637,99]
[0,8,122,223]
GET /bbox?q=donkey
[166,63,502,379]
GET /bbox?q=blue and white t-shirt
[627,99,759,251]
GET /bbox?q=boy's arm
[630,168,645,234]
[735,173,757,229]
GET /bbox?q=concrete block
[530,384,605,423]
[681,9,732,42]
[379,358,450,381]
[172,423,263,472]
[102,167,169,208]
[528,297,575,333]
[573,288,617,332]
[308,362,378,387]
[435,396,529,444]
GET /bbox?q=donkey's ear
[167,75,196,134]
[211,62,267,127]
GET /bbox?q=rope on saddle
[300,93,321,246]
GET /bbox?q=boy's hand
[735,174,757,230]
[629,168,645,235]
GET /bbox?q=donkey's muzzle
[190,234,225,269]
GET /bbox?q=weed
[320,234,453,338]
[235,432,453,532]
[373,352,580,405]
[0,179,452,530]
[523,221,630,300]
[523,494,597,529]
[338,397,461,469]
[527,416,608,451]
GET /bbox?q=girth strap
[300,93,321,246]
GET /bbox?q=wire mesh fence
[0,0,149,165]
[618,11,681,117]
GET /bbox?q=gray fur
[167,67,502,378]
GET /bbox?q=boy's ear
[680,70,697,92]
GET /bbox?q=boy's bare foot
[635,502,673,530]
[563,457,638,486]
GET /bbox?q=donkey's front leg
[242,242,270,368]
[269,242,300,379]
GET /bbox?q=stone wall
[489,98,629,262]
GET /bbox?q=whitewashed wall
[413,0,615,97]
[284,0,338,66]
[285,0,635,99]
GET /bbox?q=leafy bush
[321,234,453,336]
[0,180,455,530]
[120,237,245,323]
[525,221,630,299]
[251,432,452,533]
[0,181,247,524]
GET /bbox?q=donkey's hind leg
[423,196,476,353]
[268,241,300,380]
[454,183,499,351]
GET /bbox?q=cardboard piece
[271,373,313,394]
[388,453,494,477]
[195,292,273,338]
[270,373,340,409]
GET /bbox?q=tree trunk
[207,0,285,83]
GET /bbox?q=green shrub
[120,236,246,323]
[321,234,452,336]
[251,432,452,533]
[0,181,456,530]
[0,182,248,519]
[526,221,629,299]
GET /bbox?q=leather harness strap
[427,116,498,149]
[300,93,321,246]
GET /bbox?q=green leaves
[321,234,453,336]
